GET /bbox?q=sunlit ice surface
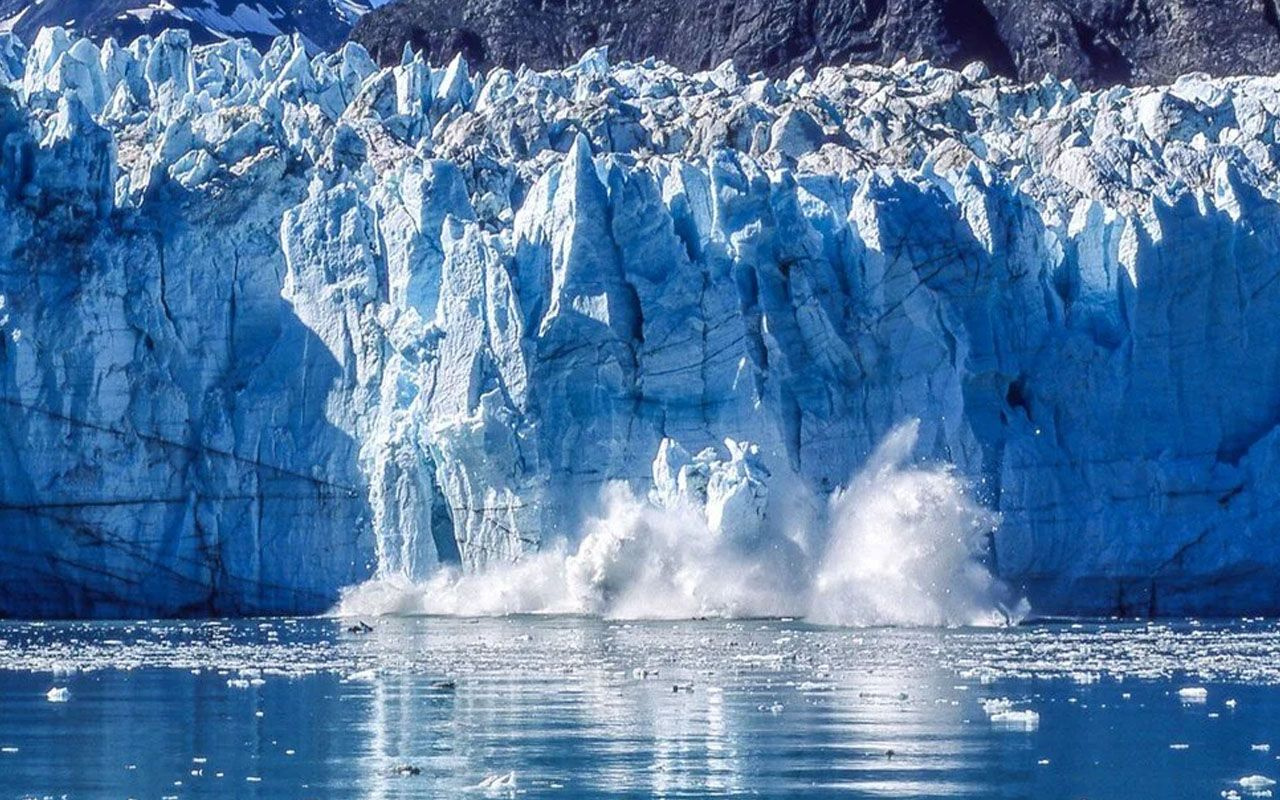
[2,617,1280,798]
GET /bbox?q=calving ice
[339,419,1027,625]
[1,29,1279,619]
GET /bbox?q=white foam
[337,422,1026,627]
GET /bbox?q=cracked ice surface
[1,28,1280,616]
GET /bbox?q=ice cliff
[2,27,1280,618]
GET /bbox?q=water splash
[336,421,1027,626]
[808,421,1023,627]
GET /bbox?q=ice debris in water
[980,697,1040,729]
[45,687,69,702]
[6,29,1280,619]
[473,771,517,792]
[1239,775,1278,795]
[340,420,1024,625]
[1179,687,1210,703]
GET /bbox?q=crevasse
[1,28,1279,618]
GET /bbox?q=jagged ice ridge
[1,26,1279,617]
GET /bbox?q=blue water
[1,617,1278,798]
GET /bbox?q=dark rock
[349,0,1280,88]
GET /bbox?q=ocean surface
[1,617,1278,799]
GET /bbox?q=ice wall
[1,29,1279,617]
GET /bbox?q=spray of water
[336,420,1028,626]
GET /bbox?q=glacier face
[1,28,1280,617]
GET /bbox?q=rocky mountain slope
[350,0,1280,88]
[3,29,1280,617]
[0,0,386,50]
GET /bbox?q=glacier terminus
[1,27,1279,619]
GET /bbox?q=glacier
[1,27,1280,618]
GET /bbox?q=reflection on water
[0,617,1278,798]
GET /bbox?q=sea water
[1,617,1278,799]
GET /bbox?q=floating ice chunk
[981,697,1039,729]
[45,687,69,702]
[226,678,251,688]
[980,698,1013,715]
[989,709,1040,729]
[1239,775,1277,794]
[473,771,516,792]
[1254,745,1273,752]
[1171,743,1190,750]
[1178,687,1209,703]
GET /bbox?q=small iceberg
[473,771,516,793]
[1239,775,1277,796]
[45,687,69,703]
[981,698,1040,730]
[1178,687,1208,703]
[989,709,1041,729]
